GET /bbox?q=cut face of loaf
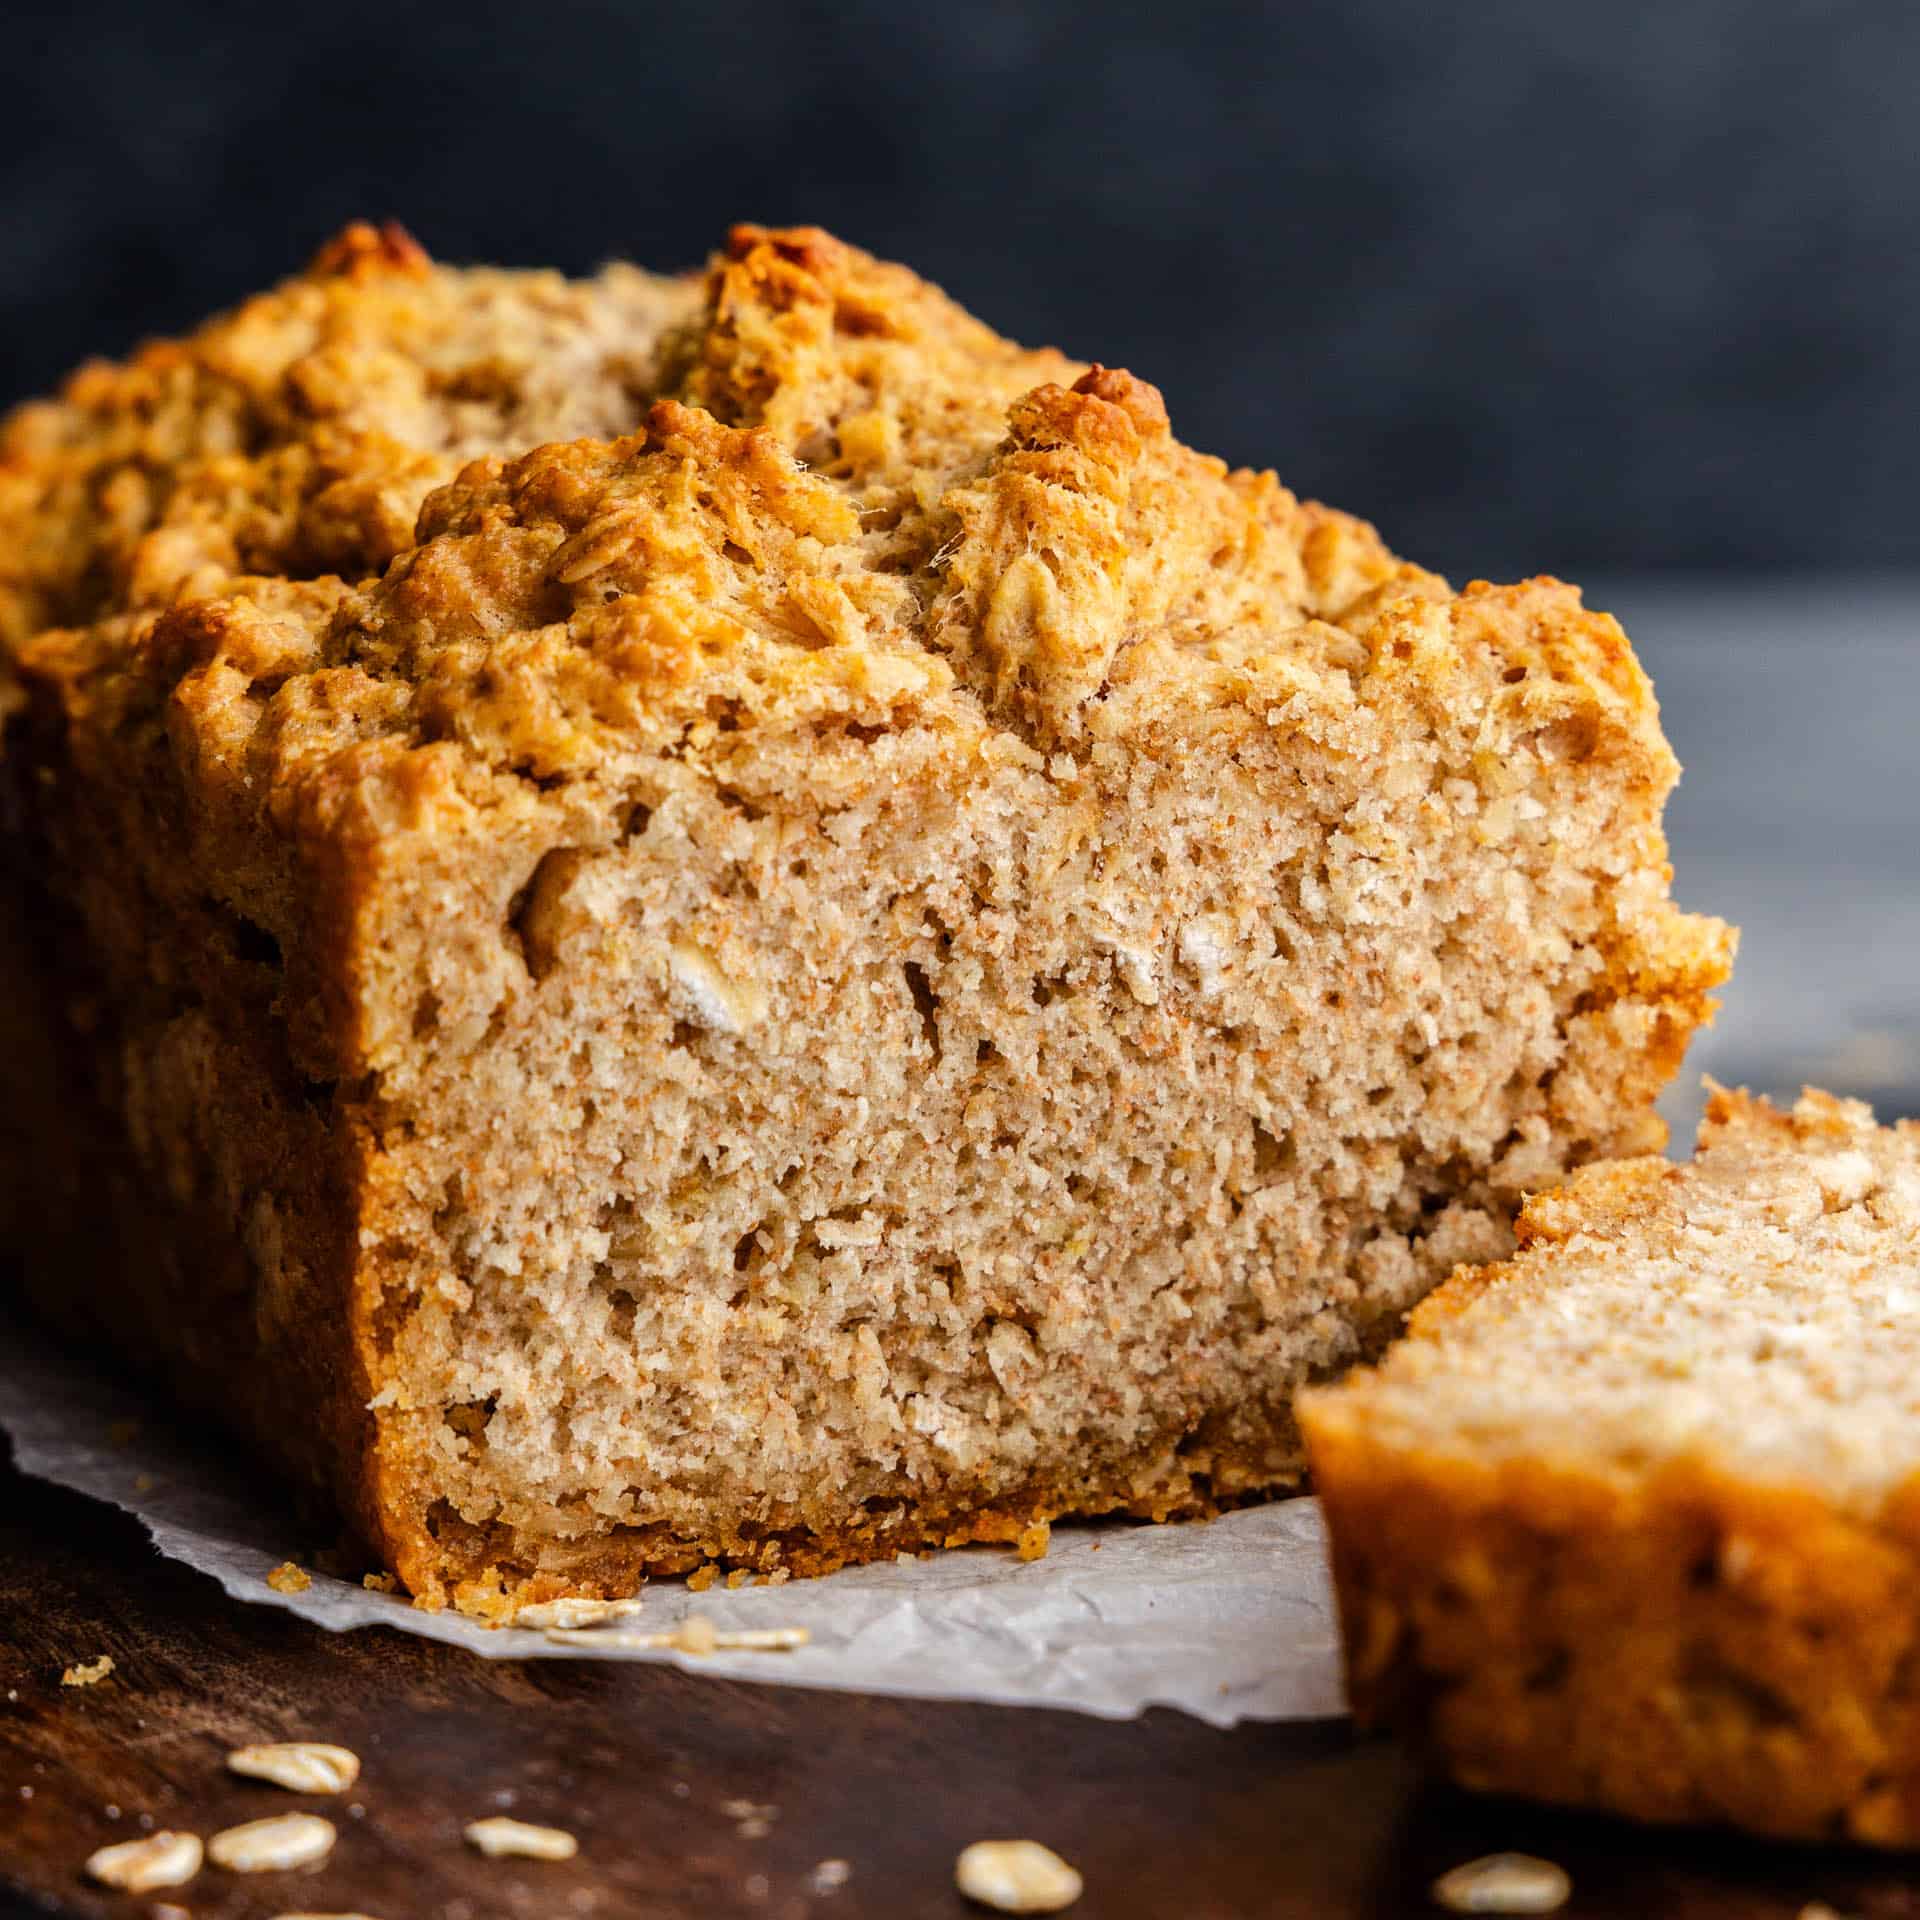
[0,223,1732,1612]
[1303,1087,1920,1846]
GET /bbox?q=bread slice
[0,221,1730,1612]
[1303,1086,1920,1845]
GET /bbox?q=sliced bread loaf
[0,223,1728,1610]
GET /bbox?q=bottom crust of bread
[1308,1422,1920,1847]
[391,1399,1308,1611]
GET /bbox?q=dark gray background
[4,0,1917,580]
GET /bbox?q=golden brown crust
[393,1397,1309,1618]
[4,221,1671,785]
[0,223,694,650]
[0,850,385,1560]
[1308,1429,1920,1845]
[1303,1089,1920,1846]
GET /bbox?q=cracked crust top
[0,222,696,657]
[8,221,1675,761]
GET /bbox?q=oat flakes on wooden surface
[954,1839,1083,1913]
[84,1830,202,1893]
[208,1812,337,1873]
[1431,1853,1572,1915]
[463,1816,579,1861]
[227,1742,361,1794]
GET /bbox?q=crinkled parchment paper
[0,1314,1344,1727]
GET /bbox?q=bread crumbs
[362,1571,399,1593]
[61,1655,114,1687]
[687,1564,718,1592]
[266,1562,312,1594]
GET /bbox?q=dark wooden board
[4,1451,1918,1918]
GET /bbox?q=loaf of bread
[0,222,1730,1612]
[1304,1085,1920,1845]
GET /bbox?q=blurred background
[4,0,1916,1122]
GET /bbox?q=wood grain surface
[4,1450,1917,1919]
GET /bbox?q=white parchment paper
[0,1314,1345,1727]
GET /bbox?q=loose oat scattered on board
[955,1839,1083,1913]
[510,1596,647,1631]
[266,1562,312,1595]
[84,1830,202,1893]
[227,1742,362,1794]
[809,1858,853,1893]
[722,1797,778,1840]
[1431,1853,1572,1915]
[208,1812,337,1873]
[60,1654,114,1687]
[464,1816,579,1861]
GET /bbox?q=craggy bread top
[0,223,699,656]
[4,221,1673,770]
